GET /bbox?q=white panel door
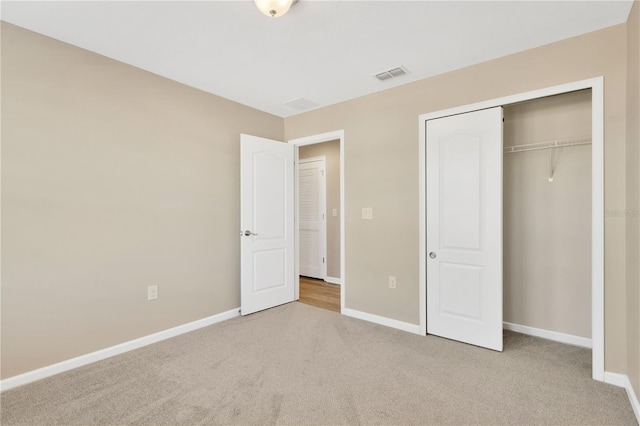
[298,158,326,279]
[241,134,294,315]
[426,107,503,351]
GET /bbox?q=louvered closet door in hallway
[299,158,326,279]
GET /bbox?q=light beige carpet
[1,302,636,425]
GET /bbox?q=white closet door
[426,107,503,351]
[299,158,326,279]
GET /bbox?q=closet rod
[503,137,591,154]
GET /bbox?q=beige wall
[503,90,592,338]
[0,23,284,379]
[285,25,628,372]
[626,0,640,400]
[299,140,341,279]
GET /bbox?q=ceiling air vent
[374,66,410,82]
[284,97,319,111]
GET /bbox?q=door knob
[429,252,437,259]
[244,230,258,236]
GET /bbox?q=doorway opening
[289,131,345,314]
[299,276,341,313]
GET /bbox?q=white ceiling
[1,1,633,118]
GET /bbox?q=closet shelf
[503,137,591,154]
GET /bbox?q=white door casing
[298,157,327,279]
[289,130,345,311]
[240,134,295,315]
[426,107,503,351]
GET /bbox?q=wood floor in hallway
[299,276,340,312]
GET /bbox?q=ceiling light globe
[255,0,293,18]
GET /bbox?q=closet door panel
[426,106,503,352]
[440,134,482,250]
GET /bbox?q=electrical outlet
[388,276,397,289]
[147,285,158,301]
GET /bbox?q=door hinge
[321,169,325,176]
[323,257,325,263]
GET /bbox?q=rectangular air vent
[284,97,319,111]
[374,66,410,82]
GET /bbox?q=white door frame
[298,155,327,280]
[289,130,345,314]
[418,77,604,381]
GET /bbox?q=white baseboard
[325,276,342,285]
[604,372,640,423]
[604,372,629,387]
[343,308,420,334]
[503,322,592,348]
[0,307,241,392]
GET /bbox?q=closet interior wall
[503,90,592,340]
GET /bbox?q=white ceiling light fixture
[255,0,294,18]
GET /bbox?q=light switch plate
[332,208,338,217]
[389,276,397,289]
[362,207,373,220]
[147,285,158,301]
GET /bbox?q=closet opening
[503,89,593,350]
[418,78,604,380]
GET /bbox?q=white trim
[503,322,592,348]
[626,379,640,423]
[298,156,326,164]
[0,308,240,392]
[419,115,427,336]
[298,155,327,280]
[289,130,345,314]
[604,372,640,423]
[604,372,629,388]
[343,308,421,334]
[590,78,605,381]
[418,77,605,381]
[325,276,342,285]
